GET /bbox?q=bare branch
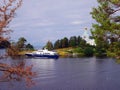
[0,0,22,42]
[0,62,36,87]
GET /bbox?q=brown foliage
[7,43,20,56]
[0,0,22,42]
[0,0,36,88]
[0,62,36,87]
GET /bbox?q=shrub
[84,47,94,56]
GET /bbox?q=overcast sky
[10,0,98,47]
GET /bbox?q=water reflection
[32,58,55,69]
[0,56,36,87]
[1,54,120,90]
[29,58,56,80]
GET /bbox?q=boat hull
[25,53,59,59]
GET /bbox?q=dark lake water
[0,52,120,90]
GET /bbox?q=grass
[56,47,84,57]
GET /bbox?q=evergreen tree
[17,37,27,49]
[61,37,69,48]
[79,39,86,48]
[69,36,77,47]
[91,0,120,59]
[54,40,60,49]
[77,36,82,46]
[45,41,53,50]
[26,43,34,50]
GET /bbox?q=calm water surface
[0,55,120,90]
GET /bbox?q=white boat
[25,48,59,59]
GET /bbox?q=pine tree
[54,40,60,49]
[45,41,53,50]
[69,36,77,47]
[91,0,120,59]
[61,37,69,48]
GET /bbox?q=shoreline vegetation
[56,47,89,58]
[0,0,119,61]
[17,47,119,61]
[17,47,104,58]
[1,36,119,60]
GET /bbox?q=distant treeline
[45,36,93,50]
[7,37,34,56]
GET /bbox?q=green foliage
[95,46,106,57]
[84,47,94,57]
[45,35,96,57]
[7,37,34,56]
[91,0,120,58]
[108,42,120,58]
[53,35,88,49]
[45,41,53,50]
[62,37,69,48]
[73,47,83,53]
[54,40,61,49]
[69,36,77,47]
[77,36,82,45]
[26,43,34,50]
[16,37,27,50]
[79,39,86,48]
[55,37,69,48]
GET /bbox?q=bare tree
[0,0,36,87]
[0,0,22,42]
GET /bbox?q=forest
[44,36,95,57]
